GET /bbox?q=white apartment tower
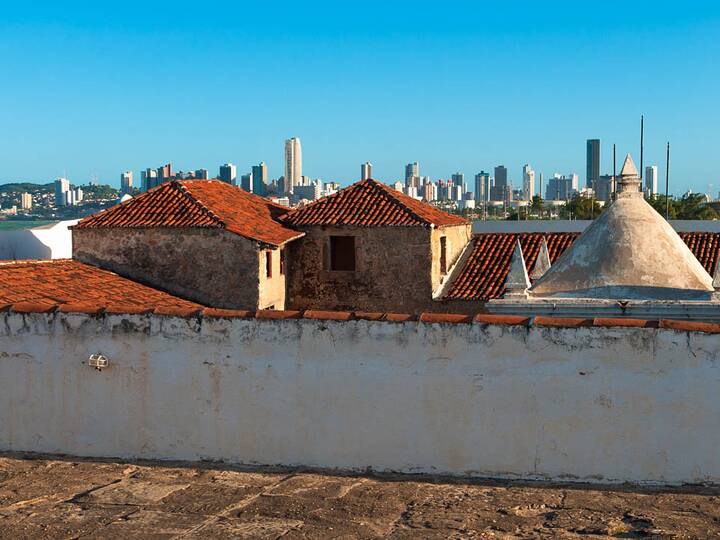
[284,137,302,194]
[361,162,373,180]
[522,164,535,201]
[645,165,658,196]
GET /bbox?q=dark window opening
[330,236,356,271]
[440,236,447,274]
[266,250,273,278]
[280,248,286,275]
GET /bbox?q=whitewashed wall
[1,311,719,485]
[0,220,77,260]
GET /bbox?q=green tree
[560,195,603,220]
[530,195,544,217]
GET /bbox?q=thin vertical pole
[640,115,644,187]
[612,144,616,198]
[665,142,670,220]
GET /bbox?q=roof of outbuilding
[0,259,204,311]
[75,180,303,247]
[443,232,720,301]
[279,179,469,228]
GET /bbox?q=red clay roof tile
[75,180,303,247]
[444,232,720,301]
[0,260,204,311]
[280,179,468,228]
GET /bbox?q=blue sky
[1,1,719,195]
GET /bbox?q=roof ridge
[368,179,431,226]
[173,181,227,229]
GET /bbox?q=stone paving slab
[1,452,720,538]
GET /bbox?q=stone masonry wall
[286,226,439,313]
[72,228,263,310]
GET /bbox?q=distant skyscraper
[586,139,600,189]
[596,174,616,202]
[284,137,302,194]
[219,163,237,184]
[120,171,133,195]
[195,169,209,180]
[404,162,419,188]
[54,177,70,206]
[490,165,509,201]
[157,163,172,180]
[240,173,253,192]
[474,171,491,202]
[361,162,373,180]
[522,164,535,200]
[142,168,159,191]
[539,173,544,200]
[645,165,658,196]
[546,173,579,201]
[451,172,465,186]
[20,192,32,210]
[251,162,268,196]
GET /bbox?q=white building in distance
[522,164,535,201]
[645,165,658,196]
[361,162,373,180]
[284,137,302,194]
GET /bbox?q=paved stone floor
[1,453,720,538]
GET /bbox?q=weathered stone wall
[72,228,264,310]
[2,310,720,485]
[286,226,471,313]
[430,224,472,292]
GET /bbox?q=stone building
[72,180,303,310]
[279,179,472,313]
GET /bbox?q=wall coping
[2,303,720,334]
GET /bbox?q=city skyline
[1,3,719,195]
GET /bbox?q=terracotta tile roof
[444,231,720,301]
[279,179,469,228]
[0,259,204,311]
[75,180,303,247]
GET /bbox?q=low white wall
[0,220,77,260]
[2,312,719,485]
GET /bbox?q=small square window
[329,236,356,271]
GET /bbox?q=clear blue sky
[1,1,719,195]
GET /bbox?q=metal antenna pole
[640,115,644,189]
[665,142,670,220]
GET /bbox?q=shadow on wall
[0,220,77,260]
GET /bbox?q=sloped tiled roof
[444,232,720,301]
[280,179,468,228]
[75,180,303,247]
[0,259,204,311]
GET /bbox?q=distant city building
[522,164,535,201]
[195,169,209,180]
[294,181,321,202]
[141,168,159,192]
[546,173,579,201]
[251,162,268,196]
[284,137,302,194]
[54,177,70,207]
[361,162,373,180]
[239,173,253,192]
[596,174,616,202]
[20,192,32,210]
[645,165,658,196]
[474,171,491,203]
[586,139,600,189]
[120,171,133,195]
[539,172,544,200]
[490,165,509,202]
[157,163,172,180]
[219,163,237,185]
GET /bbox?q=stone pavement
[1,453,720,538]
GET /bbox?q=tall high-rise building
[404,162,419,188]
[141,168,159,192]
[474,171,491,203]
[240,173,253,192]
[522,164,535,200]
[586,139,600,189]
[361,162,373,180]
[157,163,173,180]
[645,165,658,196]
[120,171,133,195]
[219,163,237,184]
[54,177,70,206]
[251,162,268,196]
[284,137,302,194]
[546,173,579,201]
[451,172,465,186]
[490,165,509,201]
[20,192,32,210]
[539,173,544,200]
[195,169,209,180]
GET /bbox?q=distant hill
[0,182,54,193]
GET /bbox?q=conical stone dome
[530,155,714,300]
